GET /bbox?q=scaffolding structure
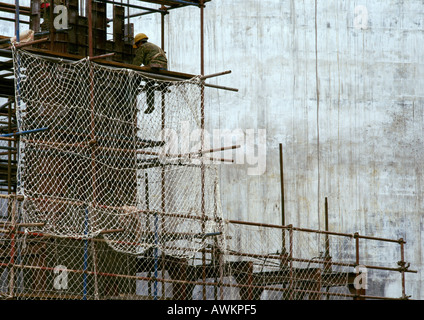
[0,0,417,300]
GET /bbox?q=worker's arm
[132,48,146,66]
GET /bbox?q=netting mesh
[0,48,411,300]
[223,223,354,300]
[12,48,225,258]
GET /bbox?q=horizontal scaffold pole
[200,70,231,80]
[1,127,49,137]
[17,48,239,92]
[94,0,166,13]
[8,38,49,49]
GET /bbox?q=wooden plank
[29,0,41,32]
[0,2,31,15]
[67,0,79,55]
[92,1,107,56]
[113,5,124,62]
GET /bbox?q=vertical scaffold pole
[279,144,285,226]
[13,2,21,298]
[8,195,17,297]
[324,197,331,273]
[7,98,13,194]
[86,0,99,300]
[87,0,93,57]
[399,239,406,299]
[279,144,286,256]
[154,211,158,300]
[160,6,166,300]
[14,0,21,135]
[161,6,165,50]
[15,0,20,42]
[288,225,293,300]
[83,207,89,300]
[144,172,152,297]
[199,0,206,300]
[353,233,365,300]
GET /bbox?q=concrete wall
[133,0,423,298]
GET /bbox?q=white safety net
[12,48,226,258]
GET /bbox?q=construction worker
[132,33,168,70]
[132,33,168,114]
[40,0,64,31]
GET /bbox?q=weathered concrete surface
[133,0,424,298]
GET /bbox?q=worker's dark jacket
[132,42,168,70]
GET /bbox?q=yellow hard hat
[133,33,148,48]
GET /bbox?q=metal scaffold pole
[199,0,207,300]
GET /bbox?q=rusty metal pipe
[87,0,93,57]
[94,0,164,13]
[354,233,364,300]
[199,70,231,80]
[288,225,294,300]
[279,143,286,257]
[88,52,115,60]
[324,197,331,271]
[10,37,49,49]
[202,82,238,92]
[200,0,206,300]
[0,259,404,300]
[400,239,406,298]
[227,219,407,244]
